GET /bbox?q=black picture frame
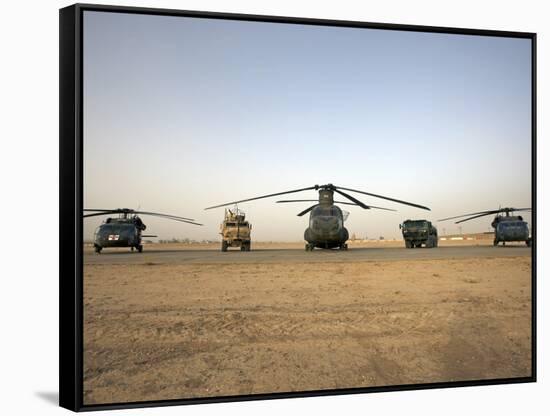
[60,3,537,411]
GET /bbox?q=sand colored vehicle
[400,219,438,248]
[220,207,252,251]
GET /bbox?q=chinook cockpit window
[312,206,342,217]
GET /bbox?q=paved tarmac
[84,245,531,265]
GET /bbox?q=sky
[83,11,532,241]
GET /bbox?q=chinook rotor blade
[276,199,321,203]
[297,204,318,217]
[276,200,396,211]
[334,185,431,211]
[333,189,370,209]
[204,185,319,210]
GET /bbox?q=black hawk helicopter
[205,184,430,251]
[84,208,202,253]
[438,207,532,247]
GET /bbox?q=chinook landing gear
[305,243,315,251]
[526,238,532,247]
[94,244,102,254]
[340,243,348,250]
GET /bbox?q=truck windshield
[405,221,428,227]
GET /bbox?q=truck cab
[400,219,438,248]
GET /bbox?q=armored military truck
[399,219,438,248]
[220,207,251,251]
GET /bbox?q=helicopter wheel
[94,245,102,254]
[526,239,531,247]
[493,239,499,246]
[137,245,143,253]
[131,247,134,252]
[221,241,228,252]
[340,244,348,251]
[305,243,314,251]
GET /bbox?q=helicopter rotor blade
[454,207,532,224]
[160,217,203,226]
[438,207,531,222]
[276,200,319,203]
[335,185,430,211]
[83,209,121,212]
[134,211,196,222]
[438,210,500,222]
[333,189,370,209]
[83,209,202,225]
[204,185,319,210]
[454,212,501,224]
[297,204,318,217]
[276,199,396,211]
[83,211,121,218]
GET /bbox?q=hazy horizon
[83,11,532,241]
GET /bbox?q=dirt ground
[83,250,532,405]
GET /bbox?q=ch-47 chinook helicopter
[84,208,202,253]
[438,207,532,247]
[205,184,430,251]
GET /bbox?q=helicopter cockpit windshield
[98,224,136,237]
[311,205,343,218]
